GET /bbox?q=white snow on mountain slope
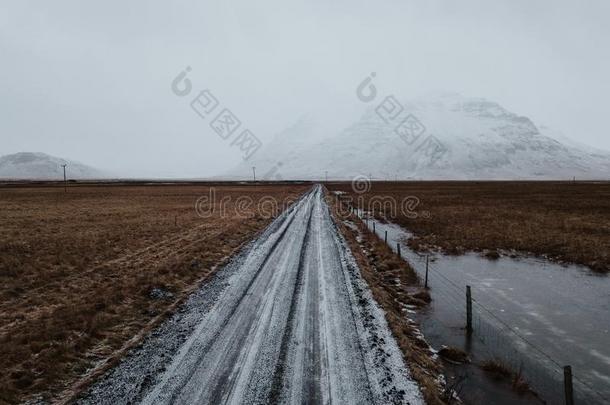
[230,94,610,180]
[0,152,107,179]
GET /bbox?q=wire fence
[355,212,608,405]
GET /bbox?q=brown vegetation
[480,359,531,395]
[326,191,448,405]
[328,181,610,272]
[480,359,512,380]
[0,182,307,403]
[438,346,470,364]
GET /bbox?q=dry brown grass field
[0,182,308,403]
[328,181,609,273]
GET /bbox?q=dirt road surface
[79,186,423,404]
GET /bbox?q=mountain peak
[230,95,610,180]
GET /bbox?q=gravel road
[79,185,423,404]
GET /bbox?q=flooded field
[362,215,609,404]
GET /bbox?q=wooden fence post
[384,230,388,244]
[425,255,429,289]
[564,365,574,405]
[466,285,473,334]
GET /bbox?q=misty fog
[2,0,609,178]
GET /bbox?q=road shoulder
[325,188,449,405]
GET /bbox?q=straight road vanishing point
[80,185,424,404]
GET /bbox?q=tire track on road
[268,188,316,402]
[145,191,311,404]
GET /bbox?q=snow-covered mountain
[0,152,106,179]
[230,94,610,180]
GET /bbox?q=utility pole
[252,166,256,182]
[61,164,67,193]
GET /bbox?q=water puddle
[359,214,609,404]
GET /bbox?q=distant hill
[230,94,610,180]
[0,152,106,180]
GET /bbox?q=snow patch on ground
[330,212,424,404]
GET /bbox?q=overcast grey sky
[1,0,609,177]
